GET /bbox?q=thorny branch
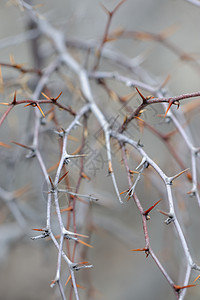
[0,1,200,299]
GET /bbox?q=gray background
[0,1,200,300]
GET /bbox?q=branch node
[164,215,174,225]
[135,157,147,170]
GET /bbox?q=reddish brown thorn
[73,232,89,238]
[119,91,137,103]
[41,92,50,100]
[54,91,62,101]
[100,0,126,17]
[187,190,195,196]
[135,87,146,103]
[65,274,72,286]
[24,102,45,117]
[186,172,192,181]
[131,247,146,252]
[134,116,144,123]
[50,279,57,287]
[112,0,127,15]
[24,103,36,107]
[58,171,69,183]
[36,103,45,118]
[174,284,196,292]
[123,115,128,125]
[143,199,161,220]
[193,275,200,283]
[81,172,91,181]
[120,189,129,195]
[0,101,10,105]
[108,161,113,174]
[32,228,44,231]
[12,91,17,105]
[157,210,170,217]
[0,142,11,148]
[77,239,93,248]
[164,99,173,118]
[129,170,136,175]
[76,284,86,289]
[55,206,73,214]
[146,95,154,100]
[131,247,149,257]
[100,2,110,15]
[78,261,89,265]
[48,176,54,189]
[11,141,32,150]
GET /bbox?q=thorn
[131,247,149,257]
[193,275,200,283]
[168,168,190,183]
[41,91,50,100]
[78,261,89,265]
[134,116,145,123]
[136,157,146,170]
[131,247,146,252]
[81,172,91,181]
[36,103,45,118]
[0,102,10,105]
[143,199,161,219]
[137,139,144,147]
[58,171,69,183]
[100,2,110,15]
[174,284,196,292]
[129,170,140,175]
[12,91,17,105]
[76,284,86,289]
[0,142,11,148]
[50,279,57,288]
[164,99,173,118]
[63,228,89,238]
[11,141,33,151]
[123,115,128,125]
[77,239,93,248]
[24,103,34,107]
[48,176,54,189]
[54,91,62,101]
[113,0,127,15]
[187,190,195,197]
[24,102,46,117]
[31,228,49,240]
[157,209,170,217]
[65,274,72,286]
[135,87,146,103]
[108,160,113,174]
[119,91,137,102]
[59,206,73,213]
[120,189,129,195]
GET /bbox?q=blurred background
[0,0,200,299]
